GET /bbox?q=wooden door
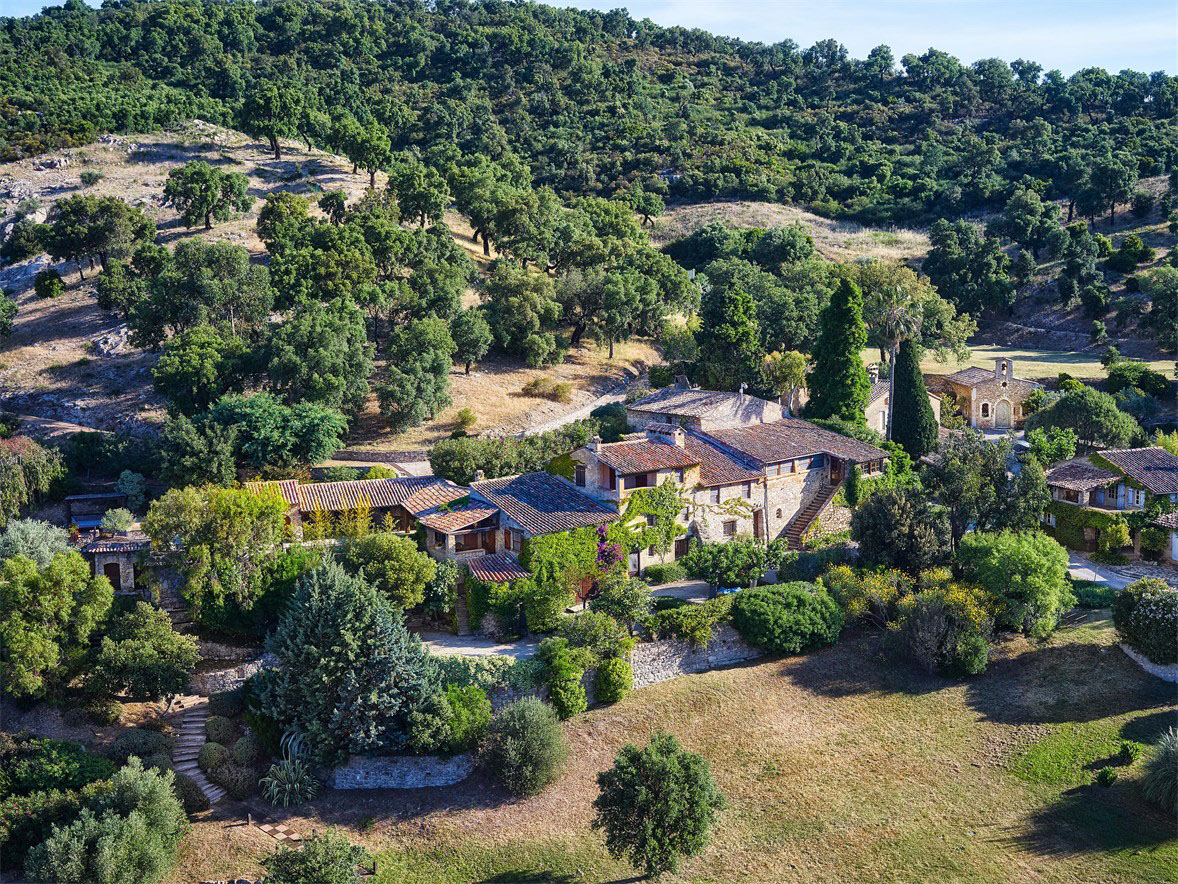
[103,562,122,590]
[995,400,1011,428]
[753,510,764,539]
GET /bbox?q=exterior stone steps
[170,693,226,807]
[783,482,841,549]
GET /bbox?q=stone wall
[197,640,264,662]
[190,651,275,695]
[328,752,475,789]
[629,624,761,689]
[1120,643,1178,683]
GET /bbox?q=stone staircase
[158,581,194,631]
[170,694,226,805]
[454,585,472,636]
[783,483,841,549]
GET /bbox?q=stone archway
[995,399,1012,428]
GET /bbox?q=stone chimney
[588,435,602,452]
[739,382,747,404]
[868,364,879,384]
[474,469,485,481]
[674,374,690,389]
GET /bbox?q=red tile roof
[705,418,889,466]
[592,439,700,474]
[249,477,467,515]
[471,472,618,536]
[467,552,531,584]
[1153,511,1178,531]
[1098,447,1178,495]
[1045,459,1120,492]
[417,504,499,532]
[683,435,763,486]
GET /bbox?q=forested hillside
[2,0,1176,226]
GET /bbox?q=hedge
[731,582,844,654]
[642,595,734,646]
[1113,578,1178,665]
[642,562,687,585]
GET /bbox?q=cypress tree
[694,285,764,391]
[255,559,440,764]
[805,278,869,424]
[890,339,939,459]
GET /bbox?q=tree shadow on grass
[964,639,1176,726]
[1121,709,1178,745]
[476,873,584,883]
[782,631,951,699]
[1011,782,1178,860]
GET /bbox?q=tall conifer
[805,279,869,423]
[891,339,939,459]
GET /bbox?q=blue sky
[2,0,1175,74]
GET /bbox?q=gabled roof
[417,503,499,532]
[1045,458,1120,492]
[944,366,1040,389]
[592,439,700,474]
[627,387,776,418]
[1098,447,1178,495]
[467,552,531,584]
[683,435,764,486]
[471,472,617,536]
[705,418,889,466]
[249,477,467,514]
[868,380,890,404]
[1153,510,1178,531]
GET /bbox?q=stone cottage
[943,358,1040,430]
[863,364,943,436]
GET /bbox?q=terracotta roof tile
[1045,459,1120,492]
[471,472,618,536]
[417,504,499,532]
[683,435,763,486]
[245,479,301,508]
[467,552,531,584]
[249,477,466,514]
[705,418,889,466]
[1098,447,1178,494]
[592,440,700,474]
[1153,511,1178,530]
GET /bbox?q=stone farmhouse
[571,386,889,571]
[1045,446,1178,563]
[943,358,1040,430]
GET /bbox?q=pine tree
[805,279,869,424]
[255,559,440,764]
[890,339,938,459]
[694,285,764,391]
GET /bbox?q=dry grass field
[650,200,931,264]
[907,344,1176,382]
[168,613,1176,884]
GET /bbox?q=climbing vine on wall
[621,479,688,555]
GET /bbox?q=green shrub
[85,698,122,726]
[683,538,766,587]
[643,594,733,645]
[538,638,588,720]
[259,756,318,807]
[594,658,634,704]
[481,698,570,797]
[8,739,116,796]
[80,170,104,187]
[521,377,572,403]
[244,708,283,757]
[647,364,675,388]
[1095,767,1117,787]
[0,789,85,871]
[34,268,64,299]
[444,685,492,752]
[731,582,844,655]
[558,610,633,664]
[208,687,246,718]
[141,752,172,772]
[431,654,543,694]
[197,742,230,773]
[205,715,237,745]
[172,771,210,816]
[1119,741,1143,764]
[956,530,1073,640]
[104,728,172,766]
[892,571,993,676]
[232,734,261,766]
[1112,578,1178,665]
[822,565,914,629]
[210,761,258,800]
[774,545,857,582]
[1143,728,1178,816]
[262,828,369,882]
[642,562,686,585]
[1071,580,1117,609]
[406,693,454,754]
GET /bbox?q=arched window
[775,508,782,519]
[981,402,990,418]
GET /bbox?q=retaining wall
[1120,643,1178,683]
[328,752,475,789]
[629,624,762,689]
